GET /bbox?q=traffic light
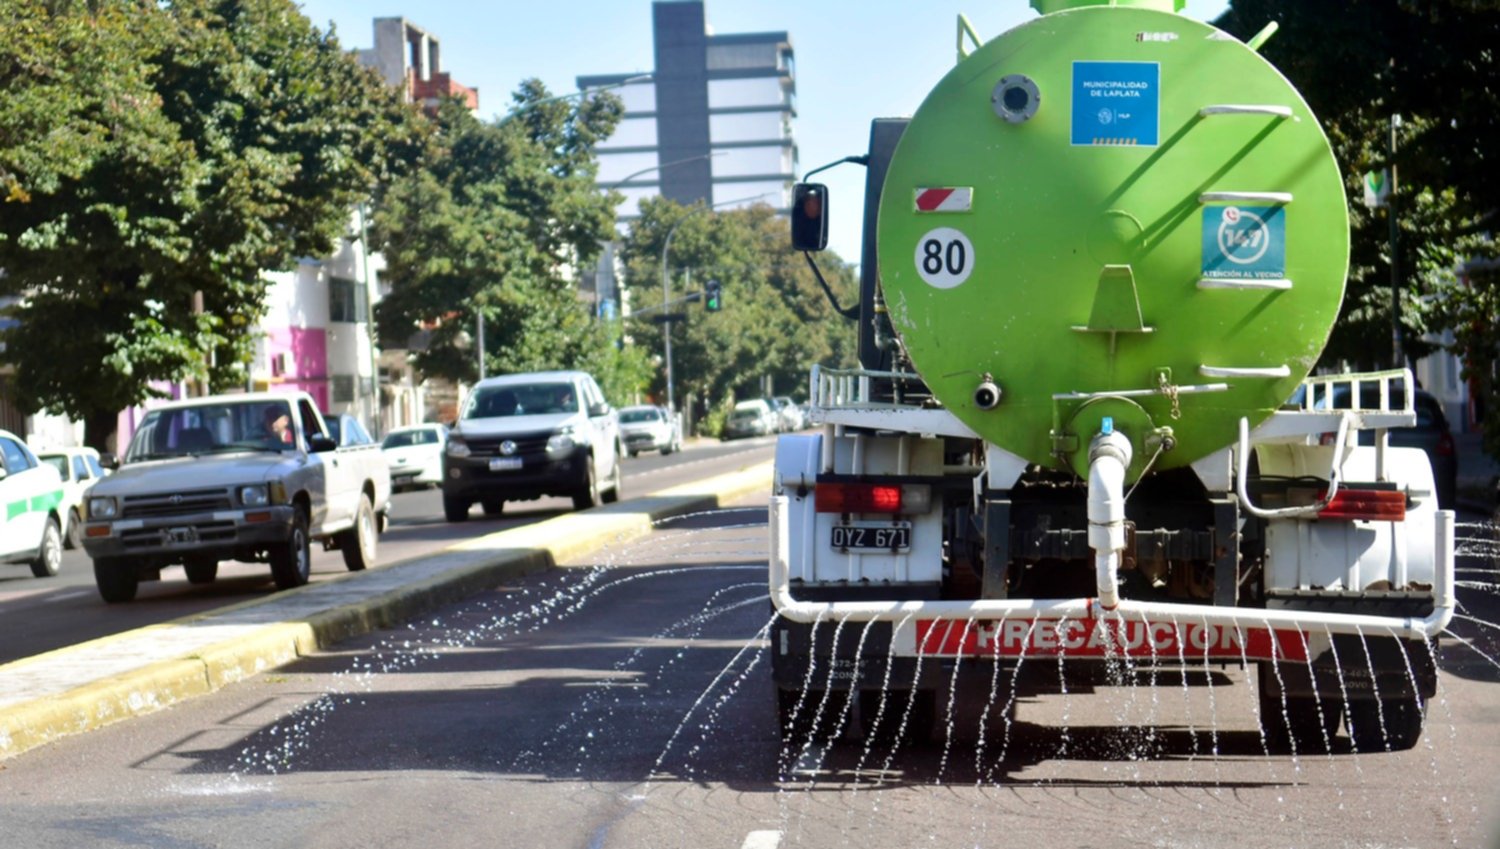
[704,279,722,312]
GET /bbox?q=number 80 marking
[914,227,975,289]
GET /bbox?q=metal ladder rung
[1200,104,1295,119]
[1200,191,1294,204]
[1200,365,1291,379]
[1197,278,1293,291]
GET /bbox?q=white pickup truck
[81,392,391,602]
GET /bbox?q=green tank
[876,1,1349,480]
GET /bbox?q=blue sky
[297,1,1233,261]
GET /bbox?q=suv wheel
[30,517,62,578]
[443,492,471,522]
[602,454,622,504]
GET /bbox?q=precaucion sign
[1071,61,1160,147]
[1201,206,1287,281]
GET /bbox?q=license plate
[489,458,523,471]
[163,527,199,545]
[831,523,911,552]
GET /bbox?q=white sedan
[36,446,108,549]
[0,428,65,577]
[382,424,448,491]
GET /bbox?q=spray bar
[767,495,1456,643]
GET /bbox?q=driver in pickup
[263,405,293,447]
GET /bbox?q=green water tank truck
[769,0,1455,754]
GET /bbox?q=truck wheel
[1348,696,1426,752]
[572,458,600,511]
[443,492,471,522]
[184,558,219,584]
[338,494,378,572]
[270,505,311,590]
[1259,695,1341,754]
[65,507,83,550]
[602,456,622,504]
[661,442,674,456]
[30,517,62,578]
[481,499,505,516]
[94,557,139,603]
[859,688,936,747]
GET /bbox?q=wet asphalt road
[1,502,1498,848]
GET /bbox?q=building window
[707,42,779,71]
[708,77,785,110]
[329,277,369,324]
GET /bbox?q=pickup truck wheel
[572,458,599,511]
[184,558,219,584]
[1348,696,1425,752]
[94,557,139,603]
[443,492,471,522]
[270,505,312,589]
[339,494,378,572]
[65,507,83,550]
[30,517,63,578]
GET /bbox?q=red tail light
[1317,488,1406,522]
[815,483,903,514]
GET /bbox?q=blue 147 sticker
[1201,206,1286,280]
[914,227,975,289]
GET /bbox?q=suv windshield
[463,383,577,419]
[126,401,295,461]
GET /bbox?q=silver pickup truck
[81,392,391,602]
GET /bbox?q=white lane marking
[43,590,91,604]
[741,831,782,849]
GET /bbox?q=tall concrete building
[578,1,797,221]
[359,17,479,115]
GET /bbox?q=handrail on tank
[767,495,1455,643]
[1236,413,1349,519]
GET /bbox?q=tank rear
[876,5,1349,479]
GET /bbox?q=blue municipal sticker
[1071,61,1160,147]
[1201,206,1287,280]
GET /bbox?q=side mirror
[100,453,119,470]
[308,434,338,453]
[589,402,611,418]
[790,183,828,252]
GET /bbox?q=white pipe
[1088,431,1132,610]
[768,496,1457,642]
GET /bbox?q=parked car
[441,370,622,520]
[36,446,108,549]
[0,429,65,578]
[618,405,680,457]
[723,399,778,440]
[382,424,448,490]
[773,396,806,432]
[1295,384,1458,509]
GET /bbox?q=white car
[0,428,65,578]
[382,424,448,490]
[618,405,680,457]
[36,446,108,549]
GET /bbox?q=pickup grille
[121,488,232,519]
[463,432,552,458]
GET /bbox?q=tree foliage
[373,82,651,404]
[619,199,858,429]
[0,0,423,449]
[1218,0,1500,453]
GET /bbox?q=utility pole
[1388,113,1403,370]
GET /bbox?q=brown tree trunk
[84,408,120,457]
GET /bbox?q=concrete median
[0,461,772,762]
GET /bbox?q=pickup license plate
[831,523,911,552]
[163,527,199,545]
[489,458,523,471]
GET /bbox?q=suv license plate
[831,523,911,552]
[489,458,523,471]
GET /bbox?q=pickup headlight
[239,485,270,507]
[88,496,118,520]
[546,426,579,456]
[446,437,471,458]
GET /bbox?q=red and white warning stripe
[914,187,973,213]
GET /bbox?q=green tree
[374,82,650,404]
[0,0,423,450]
[1218,0,1500,453]
[619,199,858,431]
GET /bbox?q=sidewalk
[1456,431,1500,513]
[0,462,773,762]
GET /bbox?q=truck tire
[1259,695,1341,755]
[65,507,83,550]
[184,558,218,584]
[1348,696,1425,752]
[602,455,622,504]
[270,505,311,590]
[572,457,599,511]
[94,557,139,603]
[443,492,471,522]
[338,493,378,572]
[29,517,62,578]
[481,499,505,516]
